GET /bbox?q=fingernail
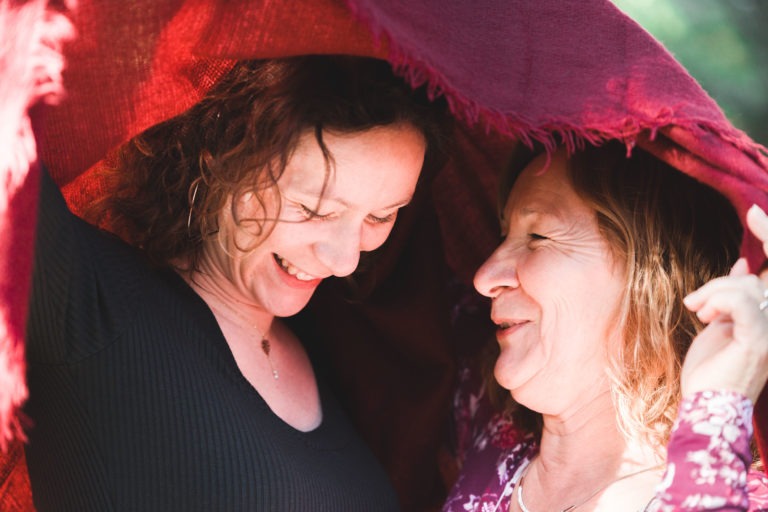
[749,204,768,218]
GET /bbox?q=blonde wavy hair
[493,141,742,450]
[572,142,741,449]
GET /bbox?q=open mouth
[273,254,320,282]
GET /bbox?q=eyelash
[528,233,548,241]
[367,212,397,224]
[298,204,396,225]
[299,204,332,220]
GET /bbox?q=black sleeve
[25,166,140,364]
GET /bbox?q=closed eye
[528,233,548,241]
[366,212,397,224]
[299,204,332,220]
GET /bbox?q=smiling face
[473,150,626,415]
[198,123,426,318]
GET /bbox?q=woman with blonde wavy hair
[444,141,768,511]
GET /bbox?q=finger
[747,204,768,246]
[695,288,754,324]
[684,272,764,311]
[695,287,768,337]
[746,205,768,269]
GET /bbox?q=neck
[538,391,623,468]
[179,266,275,335]
[536,392,662,488]
[526,391,662,509]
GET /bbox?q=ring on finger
[761,289,768,311]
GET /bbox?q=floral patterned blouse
[443,367,768,512]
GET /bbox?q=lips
[497,319,529,331]
[491,313,532,340]
[492,314,529,329]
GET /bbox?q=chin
[269,297,314,318]
[507,386,545,414]
[494,370,521,395]
[494,356,527,390]
[495,364,540,405]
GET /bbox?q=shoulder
[443,436,534,512]
[445,366,536,512]
[453,363,532,462]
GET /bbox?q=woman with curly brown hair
[23,55,447,511]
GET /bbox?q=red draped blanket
[2,1,767,510]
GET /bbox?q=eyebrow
[379,198,413,210]
[289,189,414,211]
[514,203,566,222]
[332,197,414,211]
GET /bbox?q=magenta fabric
[2,1,766,510]
[347,0,768,270]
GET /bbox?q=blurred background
[612,0,767,146]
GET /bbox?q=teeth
[276,255,317,281]
[497,321,525,329]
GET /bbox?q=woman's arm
[25,167,79,364]
[652,390,765,511]
[653,204,768,511]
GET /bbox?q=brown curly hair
[490,141,742,449]
[87,55,449,269]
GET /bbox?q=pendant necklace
[209,301,279,380]
[515,459,664,512]
[259,338,279,380]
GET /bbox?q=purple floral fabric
[443,369,768,512]
[650,391,768,511]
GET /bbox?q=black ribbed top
[23,169,401,511]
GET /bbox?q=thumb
[747,204,768,242]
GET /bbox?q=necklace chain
[207,300,279,380]
[260,338,279,380]
[515,460,664,512]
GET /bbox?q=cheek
[517,251,560,294]
[522,251,615,325]
[542,266,624,350]
[230,219,275,253]
[360,224,395,252]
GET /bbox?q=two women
[19,37,768,512]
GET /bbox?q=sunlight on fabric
[611,0,767,146]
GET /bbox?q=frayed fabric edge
[343,0,768,165]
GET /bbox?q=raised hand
[681,205,768,403]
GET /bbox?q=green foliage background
[612,0,767,146]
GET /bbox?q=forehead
[279,125,425,206]
[504,150,585,219]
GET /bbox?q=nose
[473,247,520,298]
[314,219,363,277]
